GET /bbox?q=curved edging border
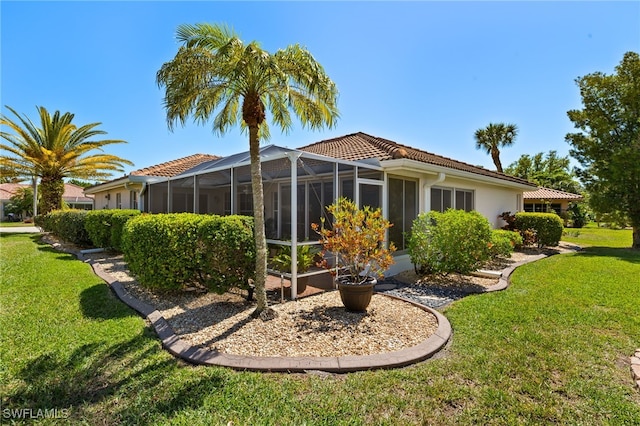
[483,254,547,293]
[75,250,451,373]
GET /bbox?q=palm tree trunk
[248,125,269,314]
[491,149,504,173]
[40,175,64,213]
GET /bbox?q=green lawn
[0,222,36,227]
[562,222,633,248]
[1,233,639,425]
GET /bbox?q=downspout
[424,172,446,212]
[124,181,147,211]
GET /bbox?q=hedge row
[121,213,255,293]
[85,209,141,251]
[514,212,564,248]
[35,209,91,246]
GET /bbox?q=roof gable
[298,132,534,186]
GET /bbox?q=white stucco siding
[473,184,522,228]
[89,188,138,210]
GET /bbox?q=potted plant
[312,197,396,311]
[270,244,318,293]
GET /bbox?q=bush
[85,209,141,252]
[567,202,588,228]
[490,230,523,258]
[122,213,255,293]
[35,209,91,246]
[515,212,564,248]
[408,209,492,275]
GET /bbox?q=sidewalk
[0,226,41,233]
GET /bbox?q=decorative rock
[631,363,640,380]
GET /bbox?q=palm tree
[474,122,518,173]
[156,23,339,316]
[1,106,133,214]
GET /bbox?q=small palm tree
[156,23,339,315]
[1,106,133,214]
[474,122,518,173]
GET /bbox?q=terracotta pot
[295,275,309,294]
[336,277,377,312]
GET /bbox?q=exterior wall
[90,188,137,210]
[416,174,523,228]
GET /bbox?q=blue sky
[2,1,639,177]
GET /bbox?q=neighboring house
[0,182,94,220]
[523,186,583,215]
[84,132,536,286]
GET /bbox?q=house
[1,182,95,220]
[522,186,583,215]
[84,154,220,210]
[84,132,536,296]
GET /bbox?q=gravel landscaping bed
[42,233,575,358]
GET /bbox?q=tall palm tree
[474,122,518,173]
[157,23,339,316]
[1,106,132,214]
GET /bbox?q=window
[431,187,452,212]
[130,191,138,210]
[116,193,122,209]
[455,189,473,212]
[431,187,473,212]
[388,178,418,251]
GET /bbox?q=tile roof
[0,183,25,199]
[298,132,535,186]
[0,183,94,202]
[130,154,221,177]
[523,187,583,200]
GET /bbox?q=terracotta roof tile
[523,187,583,200]
[130,154,220,177]
[0,183,94,202]
[298,132,535,186]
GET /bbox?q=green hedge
[85,209,141,252]
[408,209,492,275]
[121,213,255,293]
[514,212,564,247]
[35,209,91,246]
[490,230,523,258]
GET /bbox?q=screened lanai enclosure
[140,145,386,298]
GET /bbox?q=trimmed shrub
[490,230,523,258]
[408,209,492,275]
[35,209,91,246]
[85,209,141,252]
[514,212,564,247]
[122,213,255,293]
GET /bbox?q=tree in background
[505,150,582,194]
[67,178,94,188]
[4,186,34,219]
[566,51,640,249]
[1,106,133,214]
[474,122,518,173]
[157,23,339,315]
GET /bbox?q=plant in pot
[312,197,396,312]
[270,244,318,293]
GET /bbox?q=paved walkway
[0,225,41,233]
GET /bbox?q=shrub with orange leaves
[312,197,395,285]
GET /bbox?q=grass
[0,221,36,227]
[1,232,639,424]
[562,222,633,248]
